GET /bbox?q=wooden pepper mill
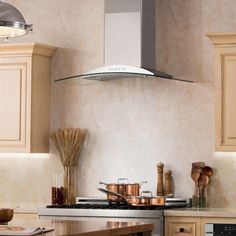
[164,170,172,196]
[156,162,164,196]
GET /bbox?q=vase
[192,186,200,208]
[51,172,64,205]
[199,187,207,208]
[64,166,77,205]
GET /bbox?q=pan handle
[99,181,107,186]
[98,188,110,194]
[97,188,128,201]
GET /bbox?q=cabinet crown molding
[0,43,56,57]
[207,33,236,46]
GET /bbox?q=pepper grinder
[164,170,172,196]
[156,162,164,196]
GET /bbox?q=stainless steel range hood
[56,0,193,83]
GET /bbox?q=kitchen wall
[1,0,236,210]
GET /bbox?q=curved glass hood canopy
[56,65,192,83]
[56,0,193,83]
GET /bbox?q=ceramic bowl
[0,208,14,224]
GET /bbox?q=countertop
[7,218,153,236]
[164,208,236,217]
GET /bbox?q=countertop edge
[14,209,38,214]
[164,208,236,218]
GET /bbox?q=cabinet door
[0,58,30,152]
[208,34,236,151]
[165,217,200,236]
[215,51,236,151]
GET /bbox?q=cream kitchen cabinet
[165,215,236,236]
[0,43,56,153]
[165,216,200,236]
[208,33,236,151]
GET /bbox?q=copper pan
[141,191,165,206]
[98,188,165,206]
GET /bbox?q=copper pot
[128,191,165,206]
[99,178,127,202]
[99,178,147,202]
[125,183,142,197]
[128,191,152,205]
[141,191,165,206]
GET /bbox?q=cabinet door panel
[224,56,236,143]
[208,34,236,151]
[0,62,27,148]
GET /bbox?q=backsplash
[0,0,236,210]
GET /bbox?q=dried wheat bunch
[50,128,87,167]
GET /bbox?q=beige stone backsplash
[0,0,236,210]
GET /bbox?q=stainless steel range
[38,197,189,236]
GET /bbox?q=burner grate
[46,203,186,210]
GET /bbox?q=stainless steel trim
[38,207,163,219]
[0,20,33,31]
[205,223,214,233]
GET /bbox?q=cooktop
[46,197,189,210]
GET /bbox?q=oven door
[39,215,162,236]
[205,223,236,236]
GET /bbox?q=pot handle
[118,178,129,184]
[99,181,107,186]
[141,191,153,197]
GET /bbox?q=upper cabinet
[208,33,236,151]
[0,43,56,153]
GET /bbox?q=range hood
[56,0,193,83]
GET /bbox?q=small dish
[0,208,14,224]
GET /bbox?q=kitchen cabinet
[208,33,236,151]
[165,216,236,236]
[0,43,56,153]
[165,216,200,236]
